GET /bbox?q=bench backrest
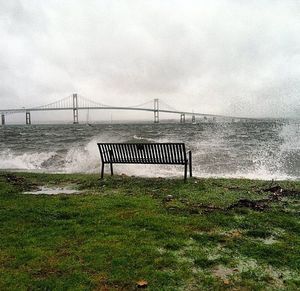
[97,143,187,164]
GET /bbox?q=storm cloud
[0,0,299,120]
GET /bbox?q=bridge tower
[180,113,185,123]
[73,93,79,124]
[26,112,31,125]
[154,98,159,123]
[1,114,5,125]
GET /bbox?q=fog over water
[1,0,300,122]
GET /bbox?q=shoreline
[1,169,299,182]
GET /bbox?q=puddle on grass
[23,186,82,195]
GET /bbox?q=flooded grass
[0,172,299,290]
[23,186,82,195]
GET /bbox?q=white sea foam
[63,138,100,173]
[279,122,300,151]
[0,149,57,170]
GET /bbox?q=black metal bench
[97,143,192,180]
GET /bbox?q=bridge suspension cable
[30,94,111,110]
[159,100,180,112]
[77,95,110,108]
[127,99,154,108]
[32,95,74,110]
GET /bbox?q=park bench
[97,143,192,181]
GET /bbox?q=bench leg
[184,162,187,181]
[110,162,114,176]
[101,163,104,179]
[189,151,192,177]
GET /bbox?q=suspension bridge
[0,93,244,125]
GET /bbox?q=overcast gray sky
[0,0,300,121]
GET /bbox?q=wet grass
[0,172,299,290]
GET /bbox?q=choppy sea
[0,121,299,180]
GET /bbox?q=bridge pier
[1,114,5,125]
[26,112,31,125]
[192,115,196,124]
[154,98,159,123]
[180,113,185,123]
[73,93,79,124]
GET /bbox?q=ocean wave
[0,122,299,180]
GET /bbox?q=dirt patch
[163,185,300,214]
[212,265,239,279]
[223,229,242,239]
[228,198,268,211]
[0,173,38,191]
[228,185,300,211]
[261,185,300,198]
[162,195,223,214]
[187,203,223,214]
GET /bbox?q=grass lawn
[0,172,299,290]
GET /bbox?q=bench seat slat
[159,144,164,163]
[169,144,174,163]
[121,144,127,162]
[116,144,122,162]
[121,144,128,162]
[130,144,136,161]
[162,144,167,163]
[111,144,116,162]
[147,144,153,162]
[137,145,143,161]
[99,144,105,162]
[166,145,172,162]
[128,144,135,163]
[158,144,163,163]
[178,144,183,162]
[102,144,109,162]
[115,144,122,162]
[172,144,177,163]
[148,144,154,162]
